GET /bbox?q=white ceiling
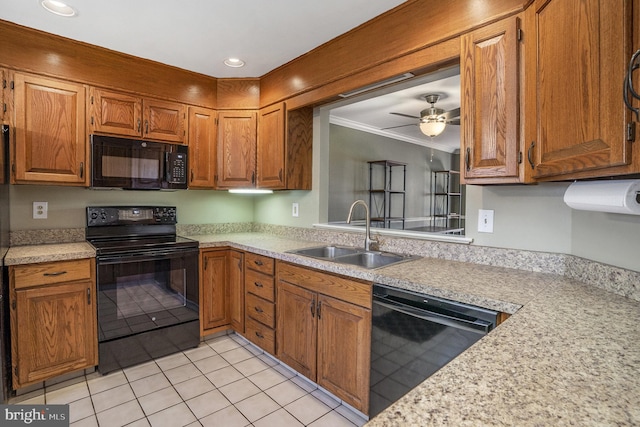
[329,67,461,153]
[0,0,461,153]
[0,0,406,78]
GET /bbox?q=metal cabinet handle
[255,331,264,339]
[254,306,264,313]
[254,260,264,266]
[79,162,84,179]
[465,147,471,172]
[145,120,149,134]
[43,271,67,277]
[254,281,263,288]
[317,300,322,319]
[87,288,91,305]
[527,141,536,170]
[137,119,141,133]
[310,298,316,317]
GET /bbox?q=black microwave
[90,135,188,190]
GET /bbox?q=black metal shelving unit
[430,170,464,233]
[368,160,406,229]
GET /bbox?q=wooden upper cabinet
[188,106,217,188]
[13,73,87,185]
[216,110,257,189]
[525,0,634,180]
[89,87,142,137]
[89,87,186,144]
[143,98,186,143]
[461,15,522,183]
[257,102,286,189]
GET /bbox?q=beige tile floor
[11,333,368,427]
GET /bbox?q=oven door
[96,248,199,343]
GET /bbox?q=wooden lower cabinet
[200,248,244,336]
[244,253,276,354]
[276,261,371,414]
[228,250,245,333]
[9,259,97,389]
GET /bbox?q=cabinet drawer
[245,269,275,302]
[246,293,275,328]
[12,259,93,290]
[245,317,275,355]
[245,253,274,275]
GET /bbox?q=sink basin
[288,245,361,260]
[334,251,417,269]
[287,245,419,269]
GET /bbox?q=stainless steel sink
[334,251,415,269]
[287,245,419,269]
[288,245,361,260]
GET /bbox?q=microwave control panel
[167,152,187,184]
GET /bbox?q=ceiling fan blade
[390,112,421,120]
[441,107,460,120]
[447,119,460,125]
[381,123,417,130]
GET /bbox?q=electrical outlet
[292,203,299,217]
[478,209,494,233]
[33,201,48,219]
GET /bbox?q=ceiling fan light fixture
[419,117,446,137]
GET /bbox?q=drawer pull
[254,306,264,313]
[43,271,67,277]
[254,282,263,288]
[255,331,264,339]
[254,260,264,266]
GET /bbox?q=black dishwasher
[370,284,499,417]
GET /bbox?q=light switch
[292,203,299,217]
[478,209,494,233]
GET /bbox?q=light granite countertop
[4,233,639,426]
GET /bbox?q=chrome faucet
[346,200,377,251]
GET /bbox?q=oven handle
[373,297,492,335]
[97,249,197,263]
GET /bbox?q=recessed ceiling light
[41,0,77,17]
[224,58,245,68]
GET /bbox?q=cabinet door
[461,16,521,183]
[228,250,245,333]
[13,281,97,388]
[200,250,230,334]
[89,87,142,137]
[276,280,316,380]
[257,102,286,189]
[317,294,371,414]
[143,99,186,144]
[188,106,217,188]
[13,73,87,185]
[216,110,257,189]
[527,0,633,179]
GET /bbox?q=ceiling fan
[385,94,460,137]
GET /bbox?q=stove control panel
[87,206,177,226]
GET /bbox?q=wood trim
[217,79,260,110]
[0,20,217,108]
[260,0,526,107]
